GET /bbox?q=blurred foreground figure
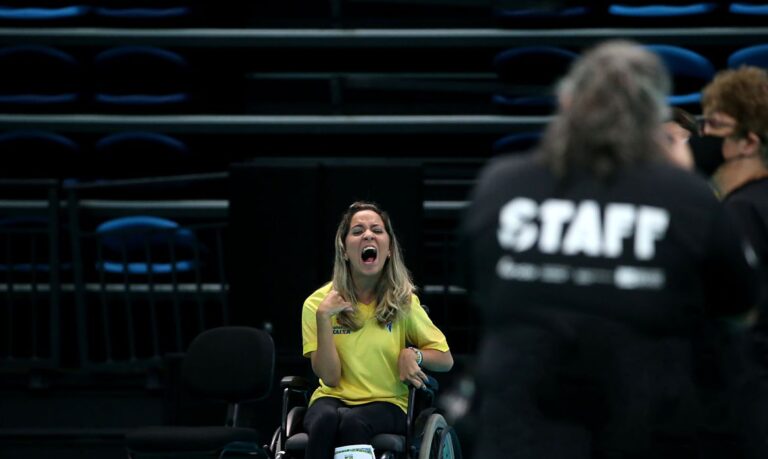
[459,40,758,459]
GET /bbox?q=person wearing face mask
[300,201,453,459]
[698,66,768,201]
[698,66,768,459]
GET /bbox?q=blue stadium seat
[93,46,192,112]
[93,0,194,26]
[0,3,89,24]
[729,2,768,15]
[95,215,199,275]
[95,132,191,179]
[0,45,81,111]
[607,1,719,25]
[0,130,81,179]
[66,175,230,378]
[493,4,594,28]
[645,44,715,107]
[492,131,543,155]
[492,46,578,114]
[728,44,768,69]
[609,2,717,16]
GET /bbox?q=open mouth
[361,246,378,263]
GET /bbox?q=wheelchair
[267,375,462,459]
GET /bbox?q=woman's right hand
[316,289,354,318]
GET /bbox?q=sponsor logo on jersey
[332,326,351,335]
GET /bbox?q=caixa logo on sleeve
[333,325,351,335]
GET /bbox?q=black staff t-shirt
[459,154,758,457]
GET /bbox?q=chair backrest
[729,2,768,15]
[0,3,89,24]
[66,175,230,382]
[493,4,594,28]
[608,2,717,17]
[0,130,81,179]
[0,45,80,110]
[94,131,191,179]
[93,46,191,110]
[492,131,542,155]
[728,44,768,70]
[645,44,715,106]
[93,0,193,25]
[492,46,578,114]
[95,215,199,275]
[182,326,275,403]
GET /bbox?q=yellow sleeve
[302,283,333,357]
[405,295,450,352]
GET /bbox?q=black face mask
[690,135,725,177]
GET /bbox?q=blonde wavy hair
[331,201,414,331]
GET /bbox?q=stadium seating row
[0,176,229,385]
[0,131,196,180]
[0,1,765,28]
[0,43,765,117]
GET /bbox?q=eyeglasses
[698,117,738,131]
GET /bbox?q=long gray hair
[539,40,672,179]
[331,201,414,331]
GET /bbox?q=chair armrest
[280,376,311,390]
[277,376,313,454]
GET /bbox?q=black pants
[303,397,407,459]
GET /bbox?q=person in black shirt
[459,40,758,458]
[700,66,768,304]
[698,66,768,459]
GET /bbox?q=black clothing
[722,177,768,459]
[459,154,758,458]
[724,177,768,324]
[303,398,406,459]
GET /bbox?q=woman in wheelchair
[301,201,453,459]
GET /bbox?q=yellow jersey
[302,283,450,413]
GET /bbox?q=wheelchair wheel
[417,413,461,459]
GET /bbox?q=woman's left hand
[398,348,428,389]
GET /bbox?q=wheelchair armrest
[406,373,440,458]
[422,375,439,393]
[278,375,314,454]
[281,375,311,390]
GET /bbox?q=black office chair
[269,374,461,459]
[125,326,275,458]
